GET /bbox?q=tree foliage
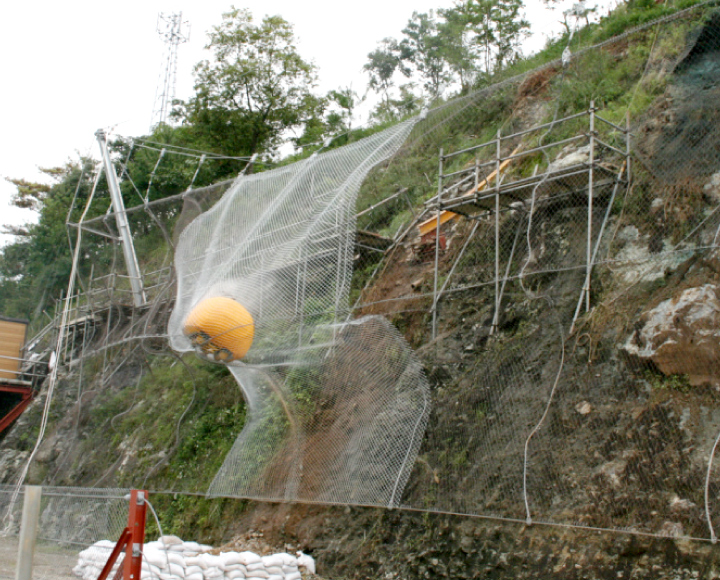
[364,0,530,112]
[400,12,452,100]
[175,8,318,158]
[0,161,100,319]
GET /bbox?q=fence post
[15,485,42,580]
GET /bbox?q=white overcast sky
[0,0,592,246]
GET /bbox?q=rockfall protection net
[167,120,431,505]
[7,0,720,543]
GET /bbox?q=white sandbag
[186,573,204,580]
[185,565,204,575]
[82,566,101,580]
[185,556,201,567]
[261,555,284,568]
[166,551,185,567]
[285,572,302,580]
[282,564,299,574]
[141,562,163,575]
[245,569,270,579]
[145,540,163,551]
[79,546,111,562]
[296,552,316,575]
[159,535,184,547]
[277,553,297,566]
[144,548,169,569]
[204,566,225,579]
[224,564,248,574]
[246,562,267,571]
[199,552,223,569]
[237,552,262,566]
[166,562,185,577]
[265,566,283,575]
[267,575,284,580]
[220,552,244,567]
[181,541,205,552]
[227,570,247,580]
[141,569,163,580]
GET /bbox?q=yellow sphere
[183,296,255,362]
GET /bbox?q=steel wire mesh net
[168,119,431,506]
[0,486,130,580]
[14,1,720,541]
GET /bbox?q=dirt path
[0,536,78,580]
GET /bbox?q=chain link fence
[0,485,129,579]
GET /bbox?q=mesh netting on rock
[11,2,720,542]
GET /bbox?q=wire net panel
[22,1,720,542]
[168,120,431,506]
[0,486,129,580]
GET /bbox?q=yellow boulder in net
[183,296,255,362]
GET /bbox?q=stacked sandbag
[72,540,117,580]
[72,535,315,580]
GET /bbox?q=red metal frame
[97,490,148,580]
[0,384,33,435]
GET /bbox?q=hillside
[2,2,720,579]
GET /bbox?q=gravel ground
[0,536,78,580]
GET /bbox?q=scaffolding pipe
[433,219,481,309]
[432,148,444,340]
[95,129,147,308]
[491,130,501,335]
[570,161,627,333]
[585,102,596,312]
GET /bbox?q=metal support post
[15,486,42,580]
[95,129,146,308]
[125,490,147,580]
[431,148,444,341]
[491,130,502,335]
[585,101,596,312]
[474,156,479,191]
[625,112,631,186]
[96,489,147,580]
[570,161,627,333]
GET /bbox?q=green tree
[438,7,478,93]
[176,8,318,158]
[4,178,51,212]
[399,11,453,99]
[364,38,409,113]
[370,83,422,124]
[0,161,100,319]
[326,87,362,136]
[448,0,530,75]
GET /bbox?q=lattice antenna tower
[151,12,190,128]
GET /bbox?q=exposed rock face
[704,171,720,205]
[611,226,691,283]
[623,284,720,386]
